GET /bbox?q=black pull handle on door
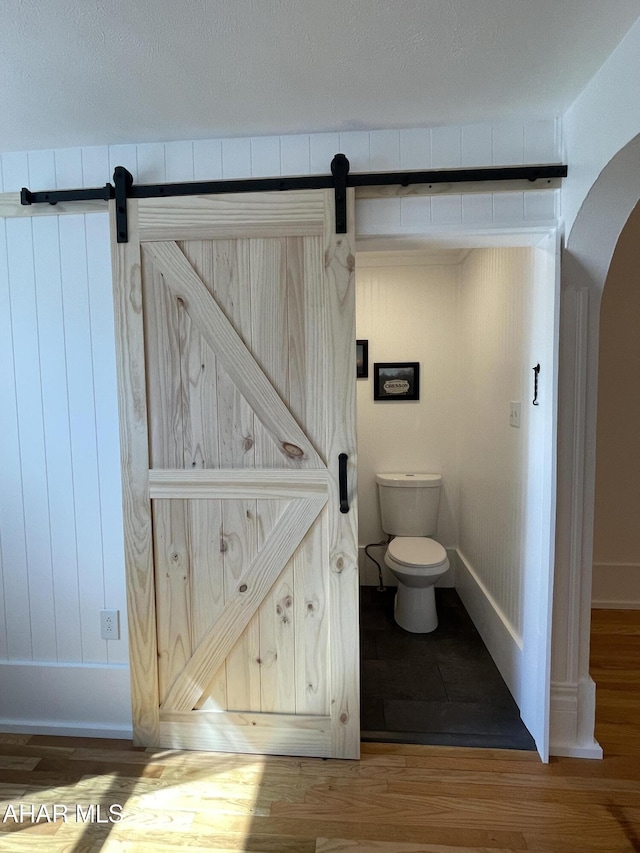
[338,453,349,514]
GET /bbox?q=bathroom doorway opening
[354,227,560,761]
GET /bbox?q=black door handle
[338,453,349,513]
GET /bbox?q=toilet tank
[376,473,442,537]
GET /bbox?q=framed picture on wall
[356,339,369,378]
[374,362,420,401]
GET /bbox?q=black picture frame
[373,362,420,401]
[356,340,369,379]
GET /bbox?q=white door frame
[356,224,560,760]
[550,133,640,760]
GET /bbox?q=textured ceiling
[1,0,639,153]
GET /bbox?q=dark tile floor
[359,585,536,750]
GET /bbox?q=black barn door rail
[20,154,567,242]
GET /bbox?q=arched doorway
[551,133,640,757]
[592,201,640,608]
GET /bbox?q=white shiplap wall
[457,248,535,641]
[0,118,560,733]
[355,258,460,583]
[0,211,127,666]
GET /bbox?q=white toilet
[376,472,450,633]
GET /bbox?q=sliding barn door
[110,190,359,758]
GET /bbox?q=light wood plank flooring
[0,608,638,852]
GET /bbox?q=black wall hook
[532,363,540,405]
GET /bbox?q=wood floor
[0,609,638,852]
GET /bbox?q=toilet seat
[386,536,448,572]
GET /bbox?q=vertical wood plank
[81,146,110,188]
[258,504,296,714]
[32,216,82,662]
[7,217,57,661]
[250,238,288,468]
[1,151,29,192]
[213,239,260,711]
[291,236,327,457]
[180,302,220,469]
[28,150,56,190]
[251,136,281,178]
[309,133,340,176]
[323,189,360,758]
[176,241,226,707]
[193,140,222,181]
[221,138,251,180]
[165,141,195,183]
[189,499,226,711]
[223,499,261,711]
[290,235,329,715]
[280,135,311,176]
[110,199,159,744]
[293,513,329,715]
[137,143,167,184]
[0,220,32,659]
[59,214,106,664]
[212,240,255,469]
[108,145,138,182]
[54,148,83,189]
[142,247,184,468]
[249,238,297,712]
[85,212,128,665]
[153,499,192,705]
[177,241,220,470]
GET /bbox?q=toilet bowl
[384,536,449,633]
[376,472,449,633]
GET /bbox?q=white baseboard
[454,552,604,759]
[549,677,603,759]
[0,720,133,739]
[547,740,603,759]
[0,661,132,738]
[454,550,522,705]
[591,562,640,609]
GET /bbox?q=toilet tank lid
[375,473,441,488]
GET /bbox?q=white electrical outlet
[509,401,521,428]
[100,609,120,640]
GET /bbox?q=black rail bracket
[331,153,350,234]
[113,166,134,244]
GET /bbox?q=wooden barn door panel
[111,190,358,758]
